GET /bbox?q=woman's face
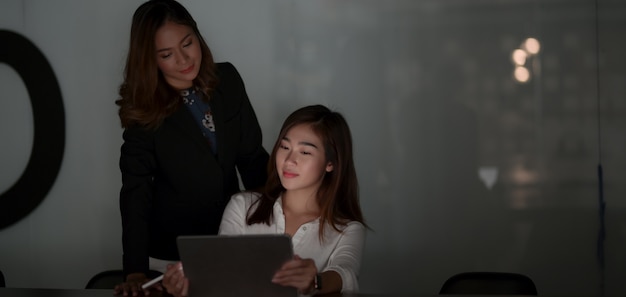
[154,21,202,89]
[276,124,334,196]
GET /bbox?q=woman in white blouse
[162,104,367,296]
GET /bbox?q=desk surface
[0,288,605,297]
[0,288,115,297]
[4,288,584,297]
[0,288,420,297]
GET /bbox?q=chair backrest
[85,269,162,289]
[439,271,538,295]
[0,269,5,287]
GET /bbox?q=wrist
[310,273,322,294]
[315,273,322,290]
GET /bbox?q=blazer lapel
[168,105,213,154]
[208,89,225,159]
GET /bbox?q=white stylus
[141,275,163,290]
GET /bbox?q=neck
[282,190,320,217]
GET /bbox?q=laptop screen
[177,234,297,297]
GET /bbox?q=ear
[325,162,334,172]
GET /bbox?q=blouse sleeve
[218,192,253,235]
[325,222,366,293]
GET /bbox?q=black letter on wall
[0,30,65,229]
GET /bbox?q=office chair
[439,271,538,295]
[0,269,5,287]
[85,269,162,289]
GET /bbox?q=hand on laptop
[271,255,318,295]
[162,262,188,297]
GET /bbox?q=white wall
[1,0,625,295]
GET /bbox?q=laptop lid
[177,234,297,297]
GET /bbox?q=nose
[284,151,297,165]
[176,51,189,65]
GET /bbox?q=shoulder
[228,191,262,209]
[122,124,155,142]
[212,62,250,112]
[343,221,366,232]
[215,62,243,84]
[215,61,236,74]
[328,220,366,238]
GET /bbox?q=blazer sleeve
[119,125,156,276]
[218,62,269,190]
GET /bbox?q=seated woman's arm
[271,221,366,295]
[323,221,366,293]
[218,192,253,235]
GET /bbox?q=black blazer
[119,62,269,276]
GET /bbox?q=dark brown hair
[116,0,218,129]
[247,105,366,239]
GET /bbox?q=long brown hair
[116,0,218,129]
[247,105,367,239]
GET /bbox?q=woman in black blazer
[114,0,269,295]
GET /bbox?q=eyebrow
[282,136,318,149]
[156,33,192,53]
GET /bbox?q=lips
[180,65,194,74]
[282,170,298,178]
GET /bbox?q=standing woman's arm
[220,62,269,190]
[119,125,157,279]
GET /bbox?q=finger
[181,278,189,297]
[131,284,141,297]
[165,273,186,296]
[272,276,312,292]
[154,283,163,291]
[275,259,316,278]
[121,283,135,297]
[164,262,178,278]
[144,280,162,296]
[279,259,306,270]
[272,266,311,282]
[175,275,185,291]
[281,257,315,270]
[164,263,185,290]
[168,262,185,280]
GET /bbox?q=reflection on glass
[478,166,499,190]
[514,66,530,83]
[523,37,541,55]
[512,49,528,66]
[511,37,541,83]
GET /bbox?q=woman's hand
[162,262,189,297]
[114,272,162,296]
[271,255,317,295]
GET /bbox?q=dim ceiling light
[514,66,530,83]
[523,37,541,55]
[512,49,527,65]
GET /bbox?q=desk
[0,288,115,297]
[0,288,418,297]
[1,288,552,297]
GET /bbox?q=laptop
[177,234,297,297]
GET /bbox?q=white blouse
[218,192,366,293]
